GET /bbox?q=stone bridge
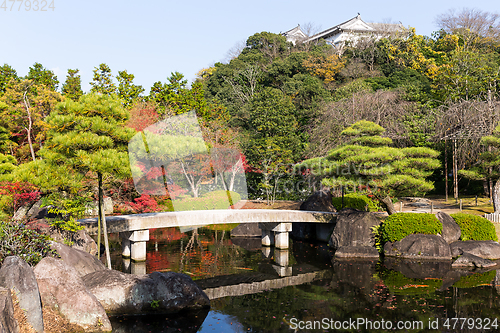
[78,209,337,261]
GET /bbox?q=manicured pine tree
[42,93,136,267]
[297,120,441,214]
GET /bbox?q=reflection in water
[105,228,500,332]
[110,308,209,333]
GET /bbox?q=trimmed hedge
[332,193,379,212]
[380,212,442,243]
[450,213,498,241]
[173,190,241,211]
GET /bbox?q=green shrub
[450,213,498,241]
[173,190,241,211]
[332,193,379,212]
[380,212,442,243]
[0,221,58,266]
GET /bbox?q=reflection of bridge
[78,209,337,261]
[197,264,332,299]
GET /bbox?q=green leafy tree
[25,62,59,91]
[117,70,144,108]
[297,120,440,214]
[62,69,83,101]
[41,93,135,266]
[0,64,19,96]
[90,63,116,95]
[433,49,499,101]
[244,87,302,204]
[242,32,292,61]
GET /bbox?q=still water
[103,227,500,332]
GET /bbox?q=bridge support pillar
[120,230,149,261]
[259,223,292,249]
[261,230,275,246]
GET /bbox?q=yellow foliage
[196,67,217,80]
[303,54,345,83]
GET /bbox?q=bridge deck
[78,209,337,235]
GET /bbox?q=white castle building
[283,14,403,50]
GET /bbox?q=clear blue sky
[0,0,497,93]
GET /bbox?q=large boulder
[49,241,106,277]
[450,240,500,259]
[293,191,335,241]
[33,257,112,332]
[82,269,210,316]
[436,212,461,243]
[384,234,452,260]
[452,252,497,268]
[0,256,43,333]
[329,208,380,249]
[300,190,336,212]
[0,287,18,333]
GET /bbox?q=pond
[101,227,500,332]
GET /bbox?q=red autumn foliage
[128,194,159,213]
[0,181,41,213]
[126,101,160,132]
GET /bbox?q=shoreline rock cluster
[330,208,500,269]
[0,239,210,332]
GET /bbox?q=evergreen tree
[62,69,83,101]
[297,120,440,214]
[90,63,116,95]
[117,70,144,108]
[0,64,19,96]
[26,62,59,91]
[42,93,135,266]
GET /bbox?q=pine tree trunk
[379,195,398,215]
[98,172,112,269]
[493,179,500,213]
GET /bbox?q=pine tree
[117,70,144,108]
[62,69,83,101]
[26,62,59,91]
[297,120,440,214]
[42,93,135,266]
[90,63,116,95]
